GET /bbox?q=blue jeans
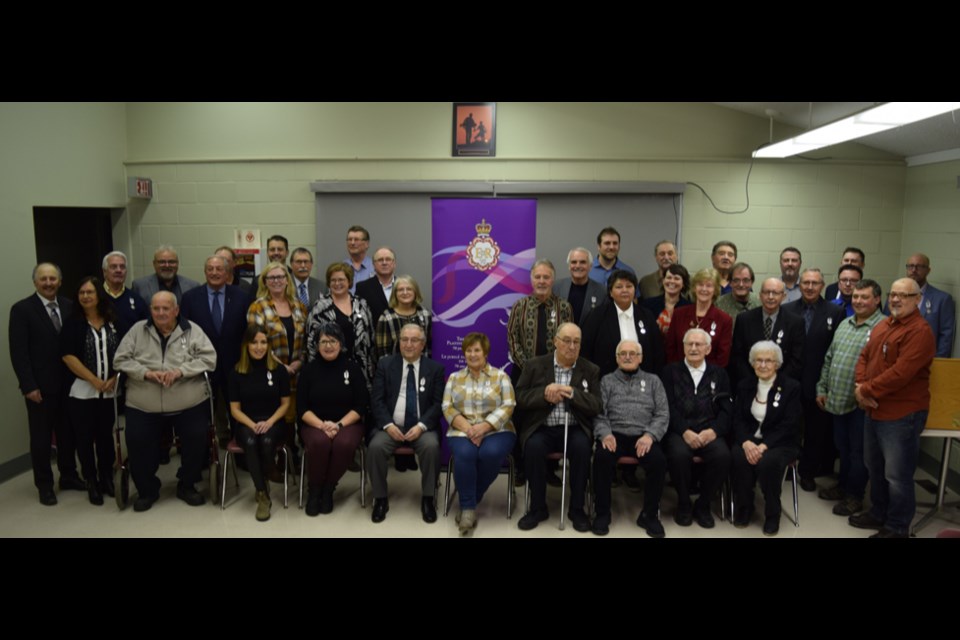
[833,409,867,500]
[863,411,926,534]
[447,431,516,509]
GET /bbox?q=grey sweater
[594,368,669,442]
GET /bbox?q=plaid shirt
[246,296,307,378]
[545,356,574,427]
[442,363,516,437]
[816,308,885,415]
[374,307,433,361]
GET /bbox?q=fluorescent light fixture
[753,102,960,158]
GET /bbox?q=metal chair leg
[359,445,366,508]
[443,458,454,517]
[220,450,230,510]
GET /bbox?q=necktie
[803,305,813,333]
[404,363,418,429]
[299,282,308,306]
[47,302,61,333]
[763,316,772,340]
[211,290,223,334]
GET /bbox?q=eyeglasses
[265,275,287,282]
[838,278,860,285]
[617,351,641,358]
[905,264,929,271]
[888,292,919,300]
[319,339,339,346]
[557,338,581,346]
[754,358,777,366]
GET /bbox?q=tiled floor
[1,456,957,538]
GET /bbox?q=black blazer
[356,277,391,328]
[514,353,602,449]
[782,297,845,399]
[660,361,732,438]
[369,354,445,437]
[728,306,804,391]
[732,374,802,451]
[179,284,252,387]
[580,301,665,377]
[9,294,73,396]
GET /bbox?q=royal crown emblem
[466,218,501,271]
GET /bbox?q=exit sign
[127,176,153,199]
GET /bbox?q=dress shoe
[371,498,389,523]
[733,507,752,528]
[546,471,562,487]
[799,476,817,492]
[458,509,477,535]
[848,511,885,530]
[818,485,845,501]
[636,511,665,538]
[518,508,549,531]
[176,483,206,506]
[421,497,437,523]
[59,475,85,491]
[674,507,693,527]
[133,494,158,512]
[870,528,909,539]
[99,476,115,498]
[762,515,780,536]
[568,508,591,532]
[38,488,57,506]
[693,506,715,529]
[255,490,271,522]
[592,514,611,536]
[86,480,104,506]
[832,497,863,516]
[305,490,321,516]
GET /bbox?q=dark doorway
[33,207,114,294]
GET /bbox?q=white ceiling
[714,102,960,163]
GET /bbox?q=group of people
[9,224,949,538]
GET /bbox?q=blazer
[552,277,607,325]
[884,283,955,358]
[292,276,325,309]
[369,354,445,438]
[782,297,845,399]
[732,374,802,451]
[355,276,392,328]
[9,294,73,396]
[581,300,665,377]
[514,353,602,449]
[728,306,804,391]
[179,284,253,388]
[132,273,200,305]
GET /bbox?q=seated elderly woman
[665,267,732,368]
[730,340,802,536]
[442,332,516,536]
[228,324,291,522]
[113,291,217,512]
[297,321,369,516]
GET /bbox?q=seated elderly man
[113,291,217,512]
[660,328,732,529]
[515,322,602,532]
[592,339,669,537]
[367,324,445,524]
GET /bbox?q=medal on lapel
[419,377,426,393]
[640,379,646,393]
[776,329,784,345]
[773,387,781,408]
[344,370,350,385]
[582,379,588,391]
[638,320,646,335]
[267,371,273,387]
[827,317,833,331]
[710,321,716,337]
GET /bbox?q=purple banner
[432,198,537,379]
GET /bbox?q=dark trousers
[523,424,591,512]
[731,442,799,518]
[25,393,79,490]
[126,404,208,499]
[593,433,666,518]
[300,423,363,489]
[798,396,836,479]
[233,421,286,492]
[68,397,116,485]
[662,431,730,511]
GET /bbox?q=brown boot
[255,490,272,522]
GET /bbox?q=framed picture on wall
[452,102,496,157]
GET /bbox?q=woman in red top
[665,267,732,367]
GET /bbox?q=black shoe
[799,476,817,492]
[38,488,57,506]
[86,480,104,506]
[636,511,665,538]
[546,471,562,487]
[59,475,85,491]
[99,476,115,498]
[394,457,407,473]
[763,515,780,536]
[674,507,693,527]
[818,485,845,501]
[592,514,610,536]
[305,490,321,517]
[694,506,716,529]
[514,470,526,487]
[371,498,389,523]
[733,507,752,528]
[832,497,863,516]
[518,509,549,531]
[405,456,419,472]
[319,484,335,514]
[568,508,590,532]
[133,494,157,512]
[421,497,437,523]
[622,470,643,492]
[176,483,205,506]
[849,511,885,530]
[870,528,909,539]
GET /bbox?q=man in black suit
[729,277,804,390]
[824,247,865,302]
[8,263,83,504]
[783,268,845,492]
[179,256,252,444]
[355,246,396,328]
[367,324,445,523]
[290,247,325,308]
[515,322,602,532]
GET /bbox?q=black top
[297,353,369,423]
[60,314,125,385]
[333,305,356,356]
[280,315,295,356]
[228,358,291,422]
